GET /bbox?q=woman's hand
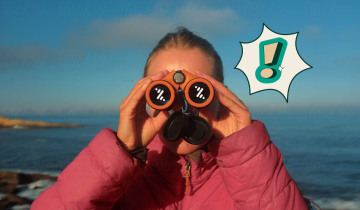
[195,70,252,139]
[117,70,169,152]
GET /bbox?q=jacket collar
[146,135,218,195]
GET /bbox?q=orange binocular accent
[145,70,214,110]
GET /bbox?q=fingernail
[143,78,151,87]
[150,72,162,80]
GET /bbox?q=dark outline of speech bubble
[234,23,313,103]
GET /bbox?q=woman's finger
[121,70,169,107]
[150,70,169,80]
[195,70,248,110]
[214,88,249,116]
[120,78,148,111]
[198,106,218,129]
[121,70,169,110]
[151,110,170,133]
[124,78,154,114]
[217,102,229,119]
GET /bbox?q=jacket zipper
[184,158,191,194]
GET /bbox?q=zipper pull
[184,158,191,194]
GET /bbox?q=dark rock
[0,172,19,186]
[0,193,32,209]
[0,182,17,194]
[0,171,58,209]
[0,172,20,195]
[18,173,57,184]
[0,171,57,189]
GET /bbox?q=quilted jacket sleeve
[207,120,308,210]
[31,128,146,210]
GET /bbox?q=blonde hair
[143,27,224,83]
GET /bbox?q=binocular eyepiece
[145,70,214,145]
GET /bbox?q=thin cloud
[333,55,360,64]
[67,16,172,49]
[342,27,359,37]
[0,106,118,116]
[304,25,321,39]
[174,3,242,35]
[0,45,83,70]
[0,3,244,70]
[67,3,245,49]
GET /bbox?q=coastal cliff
[0,116,83,128]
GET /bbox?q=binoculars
[146,70,214,145]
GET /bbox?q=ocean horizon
[0,111,359,209]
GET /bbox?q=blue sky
[0,0,359,116]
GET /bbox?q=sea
[0,111,359,209]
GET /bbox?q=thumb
[199,107,217,130]
[199,108,226,139]
[151,110,170,132]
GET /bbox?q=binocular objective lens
[150,85,172,106]
[188,82,210,104]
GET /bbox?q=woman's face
[146,47,219,155]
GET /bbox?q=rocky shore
[0,116,83,129]
[0,171,57,210]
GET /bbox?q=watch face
[149,84,172,106]
[188,82,211,105]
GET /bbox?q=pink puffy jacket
[31,120,308,210]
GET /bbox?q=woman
[31,27,318,210]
